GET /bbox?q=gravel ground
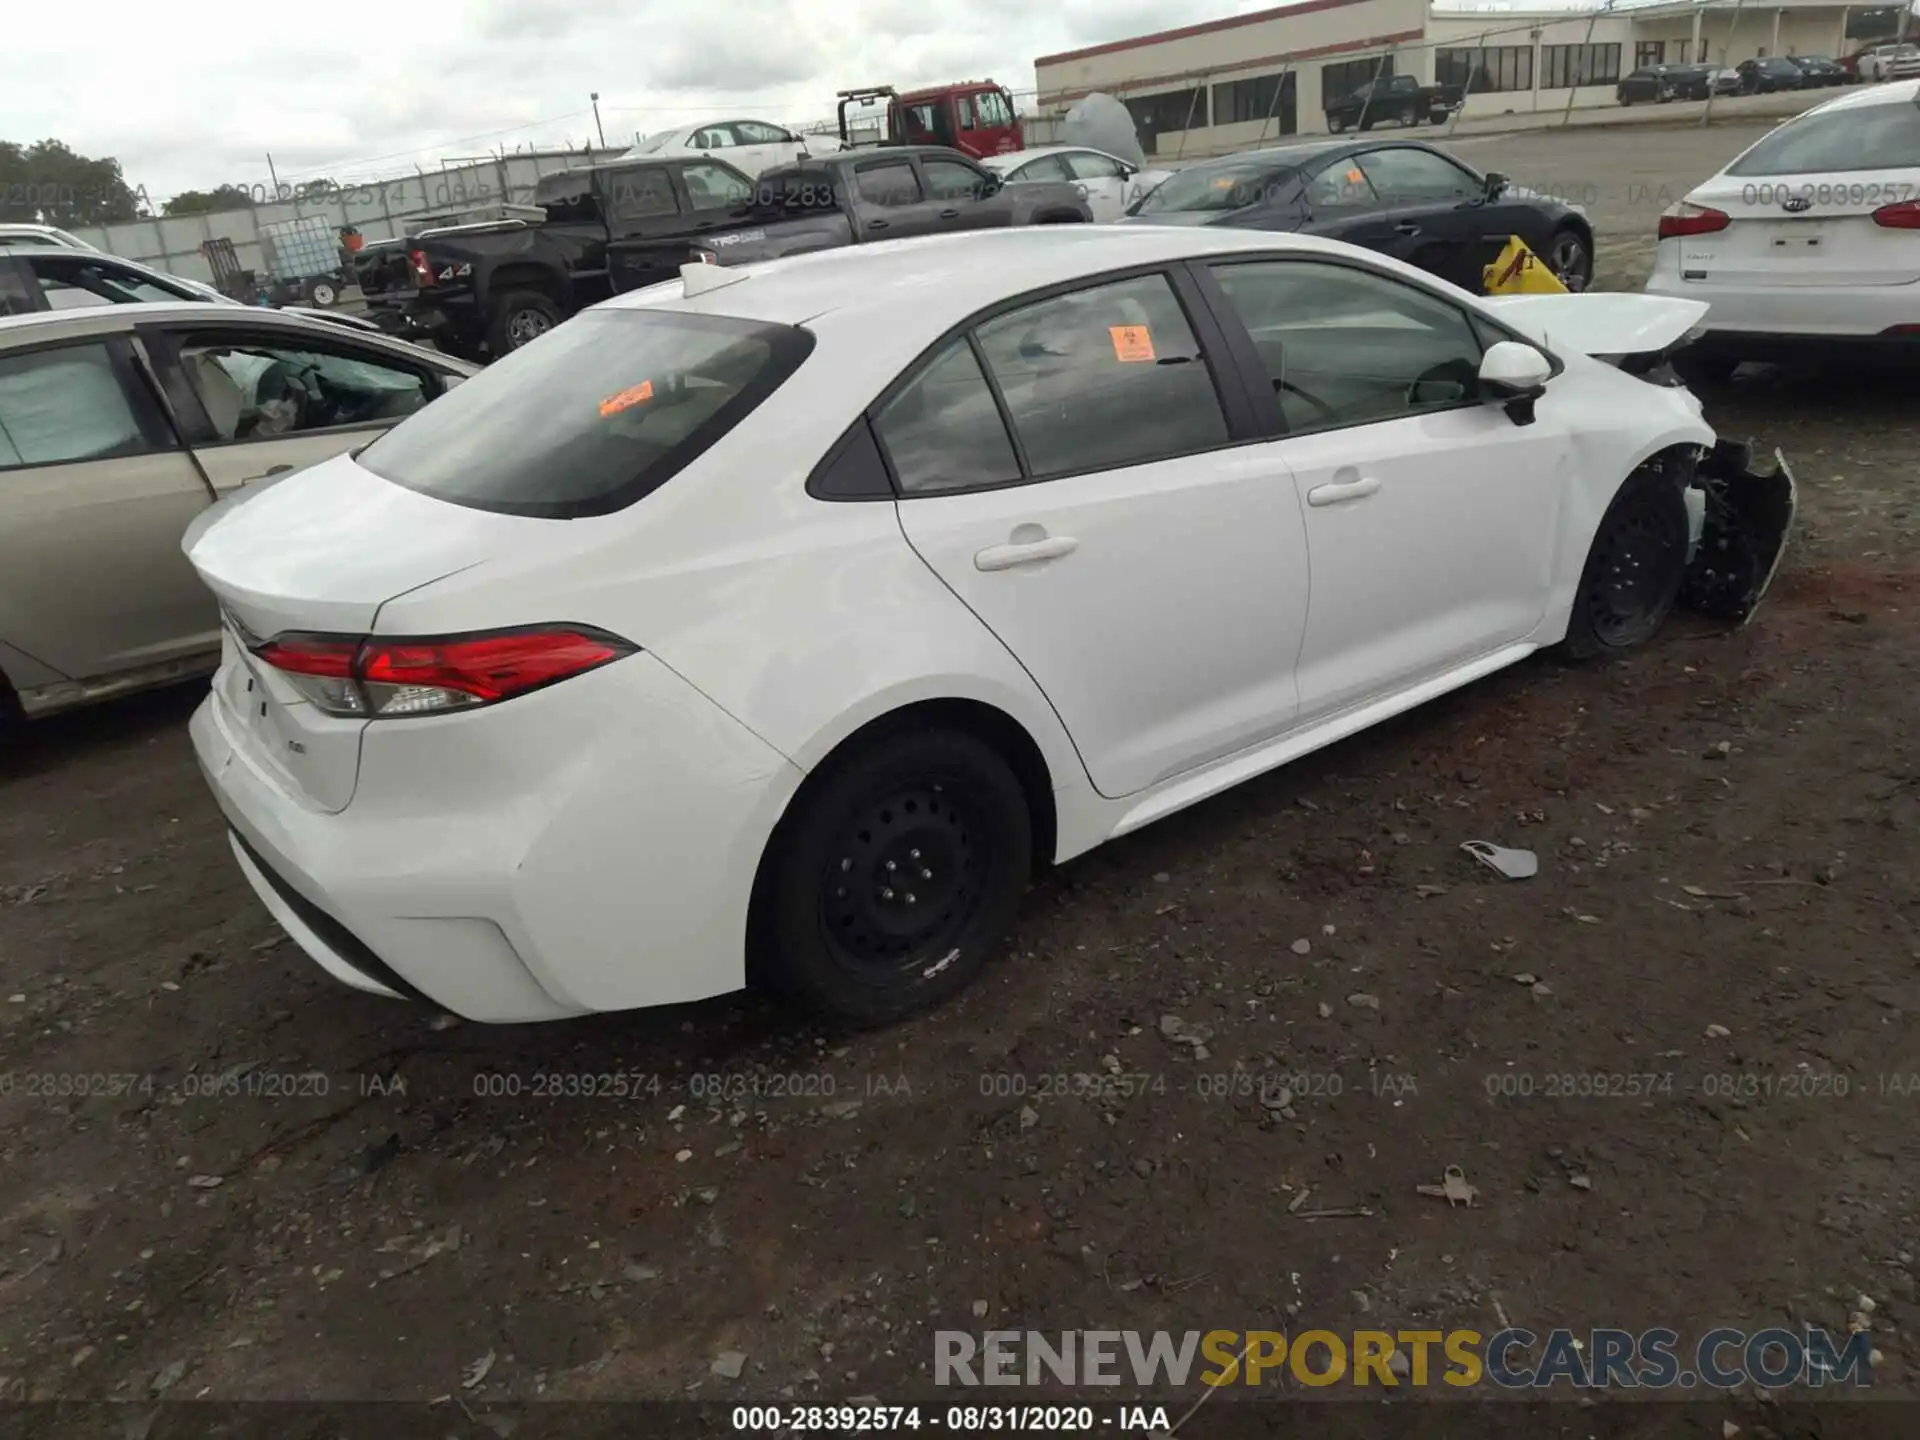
[2,116,1916,1429]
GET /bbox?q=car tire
[1328,114,1347,133]
[486,291,563,355]
[752,727,1032,1025]
[1559,464,1691,661]
[1546,225,1593,292]
[1671,350,1740,387]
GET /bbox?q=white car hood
[1481,293,1709,357]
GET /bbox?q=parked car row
[1617,45,1915,105]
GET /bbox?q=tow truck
[835,81,1024,160]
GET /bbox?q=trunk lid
[1680,172,1920,288]
[185,452,535,812]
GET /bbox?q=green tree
[0,138,141,225]
[162,183,260,217]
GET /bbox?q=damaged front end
[1681,440,1798,623]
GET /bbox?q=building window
[1211,72,1298,132]
[1540,43,1622,89]
[1635,40,1667,67]
[1122,86,1210,145]
[1434,46,1534,94]
[1321,55,1396,110]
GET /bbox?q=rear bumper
[362,296,475,341]
[1645,251,1920,346]
[191,652,806,1023]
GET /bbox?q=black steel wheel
[754,728,1031,1023]
[1547,226,1593,292]
[1560,465,1690,660]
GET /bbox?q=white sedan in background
[186,226,1792,1027]
[982,145,1173,221]
[1647,78,1920,380]
[622,119,843,177]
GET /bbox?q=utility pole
[266,152,282,202]
[591,93,606,149]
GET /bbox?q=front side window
[0,342,164,467]
[1306,159,1380,210]
[1134,159,1295,215]
[1065,151,1125,181]
[922,160,985,202]
[0,260,34,317]
[872,339,1022,495]
[605,167,680,221]
[1210,260,1486,433]
[975,90,1015,127]
[1011,155,1072,183]
[357,310,815,518]
[683,162,752,211]
[734,121,788,144]
[972,272,1228,479]
[856,161,923,207]
[171,332,433,441]
[1355,147,1481,202]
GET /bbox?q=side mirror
[1483,171,1510,201]
[1480,340,1552,425]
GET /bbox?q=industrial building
[1034,0,1884,155]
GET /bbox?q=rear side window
[356,310,815,518]
[1726,100,1920,175]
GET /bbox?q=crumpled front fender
[1681,442,1798,623]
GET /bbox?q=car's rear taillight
[1871,200,1920,229]
[1658,202,1730,240]
[253,626,636,718]
[408,248,435,286]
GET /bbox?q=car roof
[606,225,1404,338]
[0,301,470,364]
[985,144,1121,166]
[1178,138,1361,169]
[1804,75,1920,114]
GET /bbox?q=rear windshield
[1726,99,1920,175]
[1133,160,1297,214]
[356,310,815,518]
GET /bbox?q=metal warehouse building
[1034,0,1876,157]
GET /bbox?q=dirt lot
[3,118,1917,1427]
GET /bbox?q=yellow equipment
[1482,236,1568,296]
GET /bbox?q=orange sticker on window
[598,380,654,417]
[1346,168,1365,184]
[1109,325,1155,363]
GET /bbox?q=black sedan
[1737,56,1806,92]
[1786,54,1847,86]
[1119,138,1595,294]
[1618,64,1690,103]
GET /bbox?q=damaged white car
[186,229,1793,1027]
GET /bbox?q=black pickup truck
[606,146,1094,293]
[1324,75,1464,133]
[357,156,763,359]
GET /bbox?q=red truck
[835,81,1024,160]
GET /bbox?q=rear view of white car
[1646,79,1920,379]
[187,229,1793,1028]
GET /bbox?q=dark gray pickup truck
[607,145,1093,291]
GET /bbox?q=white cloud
[5,0,1220,200]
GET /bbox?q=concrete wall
[67,147,627,286]
[1035,0,1430,116]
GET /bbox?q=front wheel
[1328,114,1347,133]
[753,728,1032,1024]
[1545,226,1592,292]
[1558,466,1690,661]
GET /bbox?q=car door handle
[867,218,891,230]
[243,464,295,483]
[1307,474,1381,507]
[939,208,960,218]
[974,536,1079,571]
[1393,222,1422,236]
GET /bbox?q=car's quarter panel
[194,650,800,1018]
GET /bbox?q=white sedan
[1646,78,1920,379]
[982,145,1174,221]
[185,227,1793,1025]
[621,119,843,177]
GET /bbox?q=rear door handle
[1393,222,1422,236]
[974,536,1079,571]
[939,208,961,218]
[867,218,890,231]
[243,464,295,483]
[1307,475,1381,507]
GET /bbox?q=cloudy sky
[4,0,1237,203]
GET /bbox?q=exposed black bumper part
[1682,442,1797,624]
[230,828,436,1008]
